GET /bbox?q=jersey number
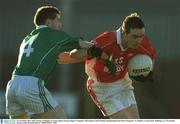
[24,44,34,57]
[23,36,35,57]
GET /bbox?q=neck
[121,32,127,49]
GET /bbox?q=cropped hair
[34,6,60,26]
[121,13,144,34]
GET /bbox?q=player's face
[48,14,62,30]
[124,28,145,49]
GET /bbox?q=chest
[103,43,139,64]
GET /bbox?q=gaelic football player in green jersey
[5,6,95,119]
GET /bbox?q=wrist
[101,52,109,60]
[87,45,103,58]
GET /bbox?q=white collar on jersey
[116,28,127,51]
[36,25,48,29]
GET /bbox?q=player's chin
[132,44,140,49]
[56,27,61,30]
[54,26,61,30]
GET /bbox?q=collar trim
[116,28,127,51]
[36,25,48,29]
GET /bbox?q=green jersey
[13,27,82,81]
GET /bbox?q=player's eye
[132,35,139,39]
[132,35,144,39]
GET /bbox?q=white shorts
[87,74,137,116]
[5,75,59,117]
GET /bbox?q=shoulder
[38,28,73,44]
[45,28,71,37]
[139,35,156,58]
[92,31,116,47]
[95,31,115,41]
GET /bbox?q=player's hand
[87,45,103,58]
[79,40,94,49]
[130,71,154,82]
[105,55,116,75]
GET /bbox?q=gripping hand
[87,45,103,58]
[87,46,116,74]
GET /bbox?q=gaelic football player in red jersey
[68,13,156,118]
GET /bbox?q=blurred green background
[0,0,180,119]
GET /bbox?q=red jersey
[85,30,156,83]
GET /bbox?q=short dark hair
[122,13,144,34]
[34,6,60,26]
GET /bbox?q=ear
[122,29,126,36]
[45,19,51,26]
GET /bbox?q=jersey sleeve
[53,30,84,52]
[93,32,112,48]
[57,36,82,51]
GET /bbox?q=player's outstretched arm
[58,45,117,74]
[70,46,117,74]
[57,52,85,64]
[57,45,101,64]
[57,40,94,64]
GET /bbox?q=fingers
[79,40,94,48]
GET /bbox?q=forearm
[70,49,88,59]
[70,46,116,74]
[58,52,84,64]
[70,48,109,60]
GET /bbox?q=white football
[127,54,153,77]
